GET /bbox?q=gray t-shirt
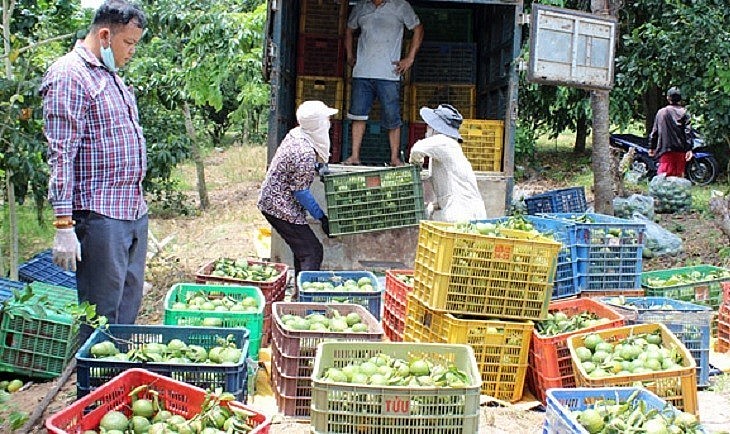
[348,0,420,81]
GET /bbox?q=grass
[0,203,55,272]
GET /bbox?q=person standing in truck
[648,87,693,177]
[409,104,487,222]
[342,0,424,167]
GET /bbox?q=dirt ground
[12,145,730,433]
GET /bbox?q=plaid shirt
[41,43,147,221]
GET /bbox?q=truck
[262,0,615,270]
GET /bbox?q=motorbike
[609,128,719,185]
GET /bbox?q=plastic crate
[383,270,413,343]
[412,7,473,43]
[17,249,77,289]
[311,342,481,434]
[271,302,383,377]
[296,76,344,119]
[718,303,730,353]
[46,368,270,434]
[163,283,264,360]
[195,258,288,296]
[404,294,532,402]
[270,344,313,418]
[299,0,347,36]
[408,83,476,121]
[273,372,312,419]
[329,120,343,163]
[578,288,644,298]
[526,298,625,404]
[567,322,698,414]
[407,122,427,151]
[642,265,730,309]
[413,221,561,320]
[296,271,383,320]
[474,216,580,300]
[525,187,587,215]
[322,165,425,236]
[0,278,25,302]
[600,296,714,386]
[459,119,504,172]
[297,33,344,77]
[411,42,477,84]
[341,120,410,166]
[546,387,708,434]
[541,213,646,291]
[76,324,249,401]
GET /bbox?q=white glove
[52,228,81,271]
[409,152,424,165]
[426,202,436,219]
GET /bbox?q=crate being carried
[297,271,383,320]
[0,281,79,379]
[413,221,561,320]
[404,294,532,402]
[526,297,625,404]
[540,213,646,291]
[641,265,730,309]
[599,296,714,386]
[75,324,249,401]
[525,187,587,215]
[322,165,425,236]
[546,387,707,434]
[383,270,414,342]
[17,249,77,289]
[311,342,481,434]
[46,368,271,434]
[475,215,580,299]
[270,302,384,418]
[163,283,264,360]
[567,322,698,414]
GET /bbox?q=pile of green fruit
[395,273,414,286]
[280,310,370,332]
[572,331,684,378]
[649,175,692,214]
[170,291,259,313]
[645,269,730,288]
[536,311,613,337]
[300,276,376,292]
[89,335,243,364]
[604,296,678,311]
[90,386,259,434]
[0,379,23,393]
[320,353,470,388]
[572,389,702,434]
[208,258,280,282]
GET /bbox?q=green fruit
[99,411,129,432]
[132,399,155,418]
[6,379,23,393]
[351,323,368,333]
[583,334,603,351]
[153,410,173,423]
[575,347,592,362]
[129,415,151,434]
[202,317,223,327]
[345,312,361,326]
[577,409,604,434]
[409,359,430,376]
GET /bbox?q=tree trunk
[591,90,614,214]
[2,0,19,279]
[183,101,209,209]
[643,85,662,135]
[574,113,588,153]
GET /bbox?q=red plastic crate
[719,302,730,353]
[579,288,645,299]
[723,281,730,304]
[527,298,626,404]
[195,258,288,300]
[328,120,343,163]
[383,270,413,342]
[382,316,404,342]
[297,33,344,77]
[46,368,270,433]
[273,379,311,419]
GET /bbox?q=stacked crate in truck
[296,0,347,162]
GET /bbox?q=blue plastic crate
[75,324,250,402]
[525,187,587,215]
[297,271,383,320]
[18,249,77,289]
[412,42,477,83]
[598,296,713,387]
[546,387,707,434]
[540,213,645,291]
[474,216,580,299]
[0,278,25,302]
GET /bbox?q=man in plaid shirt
[41,0,148,341]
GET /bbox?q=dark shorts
[348,78,402,130]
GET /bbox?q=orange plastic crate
[383,270,413,342]
[719,302,730,352]
[404,294,532,402]
[579,288,645,298]
[526,298,626,404]
[46,368,270,433]
[567,323,698,415]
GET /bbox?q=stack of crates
[719,282,730,352]
[382,270,413,342]
[403,220,561,402]
[17,249,77,289]
[297,0,347,162]
[270,302,383,418]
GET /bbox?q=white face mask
[100,37,117,72]
[425,126,435,138]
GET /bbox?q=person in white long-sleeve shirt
[409,104,487,222]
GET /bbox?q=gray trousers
[73,211,148,342]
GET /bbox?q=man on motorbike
[648,87,693,177]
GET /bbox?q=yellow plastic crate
[413,221,560,320]
[296,76,344,120]
[459,119,504,172]
[567,322,698,415]
[408,83,476,121]
[403,294,532,402]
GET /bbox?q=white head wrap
[296,100,338,162]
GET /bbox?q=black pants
[262,212,323,276]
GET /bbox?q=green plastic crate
[0,282,79,378]
[163,283,265,360]
[642,265,730,309]
[323,165,426,236]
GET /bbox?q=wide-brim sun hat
[297,100,338,124]
[419,104,464,142]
